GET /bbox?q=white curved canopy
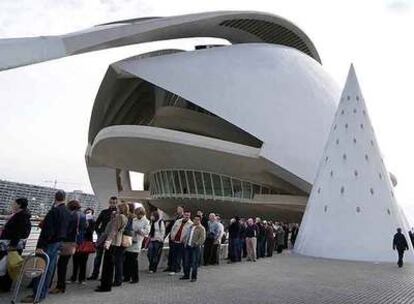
[0,11,320,71]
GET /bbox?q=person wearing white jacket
[123,207,150,283]
[168,211,193,275]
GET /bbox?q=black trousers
[266,238,275,257]
[203,238,219,265]
[71,252,89,282]
[123,251,139,282]
[398,249,405,267]
[100,246,125,290]
[56,255,71,290]
[242,238,247,258]
[170,242,184,273]
[91,246,104,278]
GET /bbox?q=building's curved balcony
[149,169,283,203]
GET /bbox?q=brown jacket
[105,214,128,247]
[184,224,206,247]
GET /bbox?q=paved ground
[4,252,414,304]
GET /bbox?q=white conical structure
[294,65,413,262]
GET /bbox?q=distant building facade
[0,179,98,216]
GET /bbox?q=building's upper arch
[0,11,321,71]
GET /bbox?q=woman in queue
[147,210,165,273]
[51,200,86,294]
[95,202,128,292]
[0,197,31,292]
[123,206,150,283]
[70,208,95,284]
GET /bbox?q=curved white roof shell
[87,43,340,193]
[0,11,321,71]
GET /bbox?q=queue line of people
[1,192,413,303]
[0,193,300,302]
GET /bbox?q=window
[203,172,213,196]
[222,176,232,197]
[232,179,242,198]
[242,181,252,199]
[161,171,170,194]
[261,187,269,195]
[173,171,181,194]
[252,184,261,197]
[179,171,188,194]
[167,171,176,194]
[212,174,222,197]
[186,171,196,194]
[195,171,205,195]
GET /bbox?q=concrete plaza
[3,252,414,304]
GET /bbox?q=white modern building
[0,11,341,220]
[1,10,411,262]
[0,11,403,226]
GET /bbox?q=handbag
[121,234,133,248]
[60,242,77,256]
[121,218,133,248]
[77,241,96,254]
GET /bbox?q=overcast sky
[0,0,414,222]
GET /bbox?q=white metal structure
[294,66,413,262]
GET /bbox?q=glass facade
[149,169,279,202]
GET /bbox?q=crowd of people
[0,191,300,302]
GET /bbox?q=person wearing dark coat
[22,191,71,303]
[88,196,118,280]
[0,198,32,249]
[408,229,414,247]
[290,223,299,247]
[0,197,31,292]
[283,223,289,249]
[239,218,247,258]
[393,228,409,268]
[71,208,95,283]
[51,200,87,294]
[275,223,285,254]
[265,221,275,257]
[228,217,242,263]
[255,218,266,259]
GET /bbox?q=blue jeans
[183,246,201,279]
[147,241,163,272]
[32,242,61,300]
